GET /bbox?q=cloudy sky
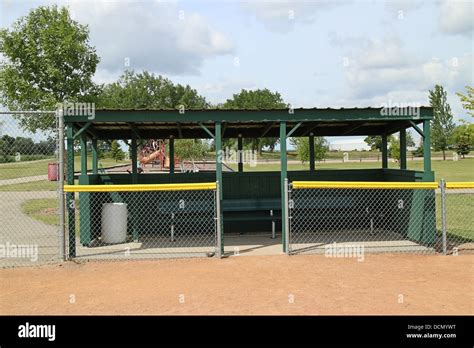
[0,0,473,147]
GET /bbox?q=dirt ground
[0,254,472,315]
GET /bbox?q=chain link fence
[64,183,220,260]
[0,112,60,267]
[288,181,474,255]
[440,181,474,254]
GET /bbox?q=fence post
[57,109,66,261]
[440,178,447,255]
[216,181,222,258]
[284,178,290,255]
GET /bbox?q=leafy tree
[175,139,209,171]
[109,140,124,162]
[452,120,474,158]
[290,137,328,163]
[389,137,401,161]
[456,86,474,117]
[97,70,208,109]
[429,85,456,160]
[222,89,288,155]
[364,135,394,151]
[0,5,100,132]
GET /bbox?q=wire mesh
[66,187,218,260]
[289,184,438,255]
[442,185,474,254]
[0,112,60,267]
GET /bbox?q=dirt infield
[0,254,472,315]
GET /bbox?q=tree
[452,120,474,158]
[456,86,474,117]
[175,139,209,171]
[0,5,100,132]
[389,137,401,161]
[429,85,456,160]
[290,137,328,163]
[364,135,394,151]
[222,89,288,155]
[97,70,208,109]
[109,140,124,162]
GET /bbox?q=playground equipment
[138,139,179,171]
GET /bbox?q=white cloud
[67,1,234,75]
[438,0,474,37]
[242,0,343,33]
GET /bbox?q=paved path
[0,174,48,186]
[0,191,59,267]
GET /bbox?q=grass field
[0,157,129,180]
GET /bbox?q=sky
[0,0,473,148]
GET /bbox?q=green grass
[226,158,474,182]
[0,159,54,180]
[436,194,474,241]
[21,198,59,226]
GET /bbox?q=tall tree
[456,86,474,117]
[97,70,208,109]
[290,137,328,163]
[0,5,100,132]
[109,140,124,162]
[429,85,456,160]
[452,120,474,158]
[222,89,288,155]
[364,135,395,151]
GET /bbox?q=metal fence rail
[0,112,60,267]
[288,181,440,255]
[64,182,220,260]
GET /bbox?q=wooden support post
[400,129,407,170]
[423,119,431,174]
[66,124,75,258]
[91,138,98,175]
[237,134,243,172]
[169,137,175,174]
[381,134,388,169]
[309,133,315,172]
[215,122,224,254]
[280,121,287,252]
[131,138,138,184]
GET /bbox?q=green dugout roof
[64,107,433,140]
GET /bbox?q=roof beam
[341,122,365,135]
[199,122,215,139]
[409,121,424,138]
[301,123,319,136]
[128,123,141,139]
[73,123,91,139]
[286,122,303,138]
[261,122,275,137]
[177,122,183,139]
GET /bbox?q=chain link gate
[64,182,221,260]
[0,111,62,267]
[287,181,440,255]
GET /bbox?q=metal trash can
[101,203,128,244]
[47,162,59,181]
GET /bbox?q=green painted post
[91,138,98,175]
[215,122,224,253]
[381,134,388,169]
[80,134,87,175]
[169,137,175,174]
[237,134,243,172]
[400,129,407,170]
[280,121,287,252]
[423,119,431,175]
[66,124,75,258]
[131,138,138,184]
[309,133,315,172]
